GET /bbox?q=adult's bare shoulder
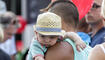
[88,44,105,60]
[45,41,74,60]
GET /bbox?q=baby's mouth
[44,44,51,47]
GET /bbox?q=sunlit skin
[86,0,104,23]
[86,1,102,22]
[88,43,105,60]
[86,0,105,25]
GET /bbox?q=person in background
[0,0,11,60]
[0,11,19,60]
[88,0,105,60]
[0,24,11,60]
[86,0,105,47]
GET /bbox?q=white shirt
[0,36,17,55]
[0,0,7,14]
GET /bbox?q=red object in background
[72,0,94,20]
[16,40,23,51]
[52,0,94,20]
[16,16,27,34]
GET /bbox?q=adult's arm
[88,45,105,60]
[45,41,74,60]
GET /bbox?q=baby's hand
[75,39,86,52]
[35,56,44,60]
[65,32,86,52]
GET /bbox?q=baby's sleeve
[29,40,45,59]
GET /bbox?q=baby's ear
[34,31,37,34]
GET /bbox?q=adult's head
[85,0,105,37]
[0,11,19,41]
[86,0,104,26]
[47,0,79,32]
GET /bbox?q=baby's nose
[45,38,51,43]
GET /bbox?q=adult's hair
[0,11,19,29]
[48,0,79,28]
[77,17,92,33]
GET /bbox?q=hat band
[36,27,61,32]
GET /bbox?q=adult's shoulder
[88,44,105,60]
[45,41,74,60]
[0,49,11,60]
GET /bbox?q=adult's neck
[63,24,77,32]
[91,20,104,37]
[62,20,77,32]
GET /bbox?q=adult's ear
[34,31,38,35]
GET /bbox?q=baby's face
[36,32,59,47]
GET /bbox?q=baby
[27,12,86,60]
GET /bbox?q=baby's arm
[28,39,45,60]
[64,32,86,52]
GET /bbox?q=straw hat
[33,12,62,36]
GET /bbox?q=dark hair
[48,0,79,28]
[92,3,101,9]
[0,12,19,29]
[77,17,92,33]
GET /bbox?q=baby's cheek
[51,41,57,46]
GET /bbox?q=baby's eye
[50,36,58,39]
[40,35,45,38]
[50,36,55,39]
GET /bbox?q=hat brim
[38,31,63,36]
[33,25,64,36]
